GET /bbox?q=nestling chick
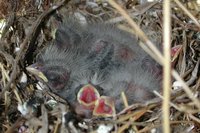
[26,44,88,108]
[27,18,162,117]
[101,61,161,112]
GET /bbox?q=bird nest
[0,0,200,132]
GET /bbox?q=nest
[0,0,200,132]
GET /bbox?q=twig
[186,59,200,85]
[108,0,163,65]
[0,0,68,99]
[0,48,15,65]
[1,13,15,38]
[154,91,200,124]
[188,114,200,124]
[174,0,200,29]
[162,0,171,132]
[5,117,26,133]
[138,120,193,133]
[106,2,158,24]
[172,70,200,109]
[108,0,200,112]
[38,105,48,133]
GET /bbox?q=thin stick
[174,0,200,29]
[108,0,163,65]
[172,70,200,109]
[0,0,68,99]
[108,0,200,116]
[121,92,129,108]
[162,0,171,133]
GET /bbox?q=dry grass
[0,0,200,132]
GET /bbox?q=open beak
[93,96,116,117]
[77,84,100,109]
[26,64,48,82]
[77,84,116,117]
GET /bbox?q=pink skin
[77,84,116,117]
[76,84,100,117]
[93,96,115,117]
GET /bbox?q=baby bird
[27,18,162,117]
[26,44,99,117]
[26,45,85,99]
[101,61,161,112]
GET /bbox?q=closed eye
[46,72,69,91]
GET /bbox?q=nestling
[27,18,162,117]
